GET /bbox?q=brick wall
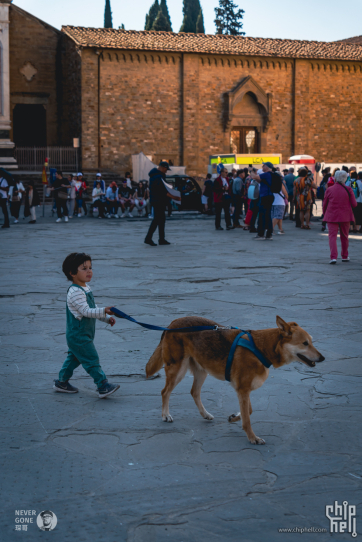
[60,34,81,147]
[9,6,61,145]
[77,47,362,175]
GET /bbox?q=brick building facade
[61,27,362,176]
[8,3,362,175]
[9,4,61,147]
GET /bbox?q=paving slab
[0,210,361,541]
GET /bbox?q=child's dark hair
[62,253,92,281]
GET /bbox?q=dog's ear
[276,315,292,337]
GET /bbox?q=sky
[14,0,361,42]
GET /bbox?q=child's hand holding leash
[105,307,116,327]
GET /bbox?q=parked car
[165,175,202,212]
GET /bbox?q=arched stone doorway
[230,93,262,153]
[224,76,272,154]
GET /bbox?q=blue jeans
[257,197,273,237]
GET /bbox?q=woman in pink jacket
[323,170,357,264]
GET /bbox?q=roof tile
[61,27,362,62]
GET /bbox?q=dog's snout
[318,354,325,362]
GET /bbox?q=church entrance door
[230,127,259,155]
[13,104,47,146]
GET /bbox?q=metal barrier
[14,147,78,171]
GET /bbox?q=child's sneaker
[97,380,120,398]
[53,379,79,393]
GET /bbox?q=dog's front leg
[238,391,265,445]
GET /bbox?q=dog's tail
[146,332,165,378]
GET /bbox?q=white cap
[96,173,102,177]
[77,172,83,177]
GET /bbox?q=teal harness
[224,330,272,382]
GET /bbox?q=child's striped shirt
[67,285,110,322]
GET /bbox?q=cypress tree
[196,8,205,33]
[104,0,113,29]
[214,0,245,36]
[180,0,202,33]
[145,0,159,31]
[152,10,172,32]
[160,0,173,31]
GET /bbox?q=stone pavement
[1,210,362,541]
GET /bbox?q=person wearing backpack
[346,171,362,233]
[250,162,275,240]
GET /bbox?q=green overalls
[58,284,107,387]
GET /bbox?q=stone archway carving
[223,76,272,133]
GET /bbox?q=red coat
[213,176,230,204]
[322,183,357,223]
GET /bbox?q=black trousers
[106,201,119,215]
[1,197,9,227]
[257,197,273,238]
[10,201,21,219]
[90,200,106,218]
[215,199,231,228]
[233,196,242,225]
[146,205,166,241]
[215,200,231,229]
[56,198,69,218]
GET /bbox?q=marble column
[0,0,17,169]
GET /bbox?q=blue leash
[110,307,238,333]
[110,308,271,380]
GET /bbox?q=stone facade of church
[61,27,362,175]
[7,2,362,175]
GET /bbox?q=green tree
[118,24,125,30]
[160,0,173,31]
[196,8,205,33]
[180,0,202,33]
[152,10,172,31]
[145,0,159,31]
[104,0,113,29]
[214,0,245,35]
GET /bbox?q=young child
[54,252,120,398]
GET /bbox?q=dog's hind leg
[161,358,188,423]
[189,359,214,420]
[228,397,252,424]
[237,390,265,445]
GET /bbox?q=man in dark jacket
[213,168,233,230]
[145,161,172,246]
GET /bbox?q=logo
[37,510,57,531]
[326,501,357,537]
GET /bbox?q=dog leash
[110,307,238,333]
[110,308,272,380]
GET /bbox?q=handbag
[57,191,68,200]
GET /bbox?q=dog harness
[110,308,272,380]
[224,331,272,382]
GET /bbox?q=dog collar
[225,330,272,382]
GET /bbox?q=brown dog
[146,315,325,445]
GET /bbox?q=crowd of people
[208,162,360,262]
[51,172,151,223]
[0,172,150,227]
[1,161,361,263]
